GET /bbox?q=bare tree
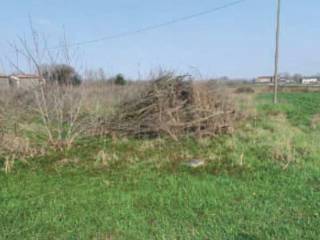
[7,24,87,150]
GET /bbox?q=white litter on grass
[184,159,205,168]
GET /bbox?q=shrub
[31,83,87,150]
[114,74,127,86]
[40,64,82,86]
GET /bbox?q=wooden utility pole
[273,0,281,104]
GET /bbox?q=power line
[50,0,247,50]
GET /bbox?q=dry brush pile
[0,73,245,172]
[107,74,242,140]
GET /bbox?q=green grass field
[1,92,320,239]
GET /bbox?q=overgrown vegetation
[1,83,320,239]
[1,83,319,172]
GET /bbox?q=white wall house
[255,76,273,83]
[0,74,43,89]
[300,78,319,84]
[0,75,10,88]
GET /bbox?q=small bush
[114,74,127,86]
[40,64,82,86]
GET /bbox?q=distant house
[0,74,10,88]
[300,77,319,84]
[255,76,273,84]
[279,77,295,84]
[12,74,44,88]
[0,74,44,89]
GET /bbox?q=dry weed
[94,150,119,167]
[0,133,39,157]
[0,133,42,173]
[55,158,80,166]
[311,114,320,129]
[3,156,15,174]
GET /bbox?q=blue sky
[0,0,319,78]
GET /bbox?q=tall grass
[1,83,320,173]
